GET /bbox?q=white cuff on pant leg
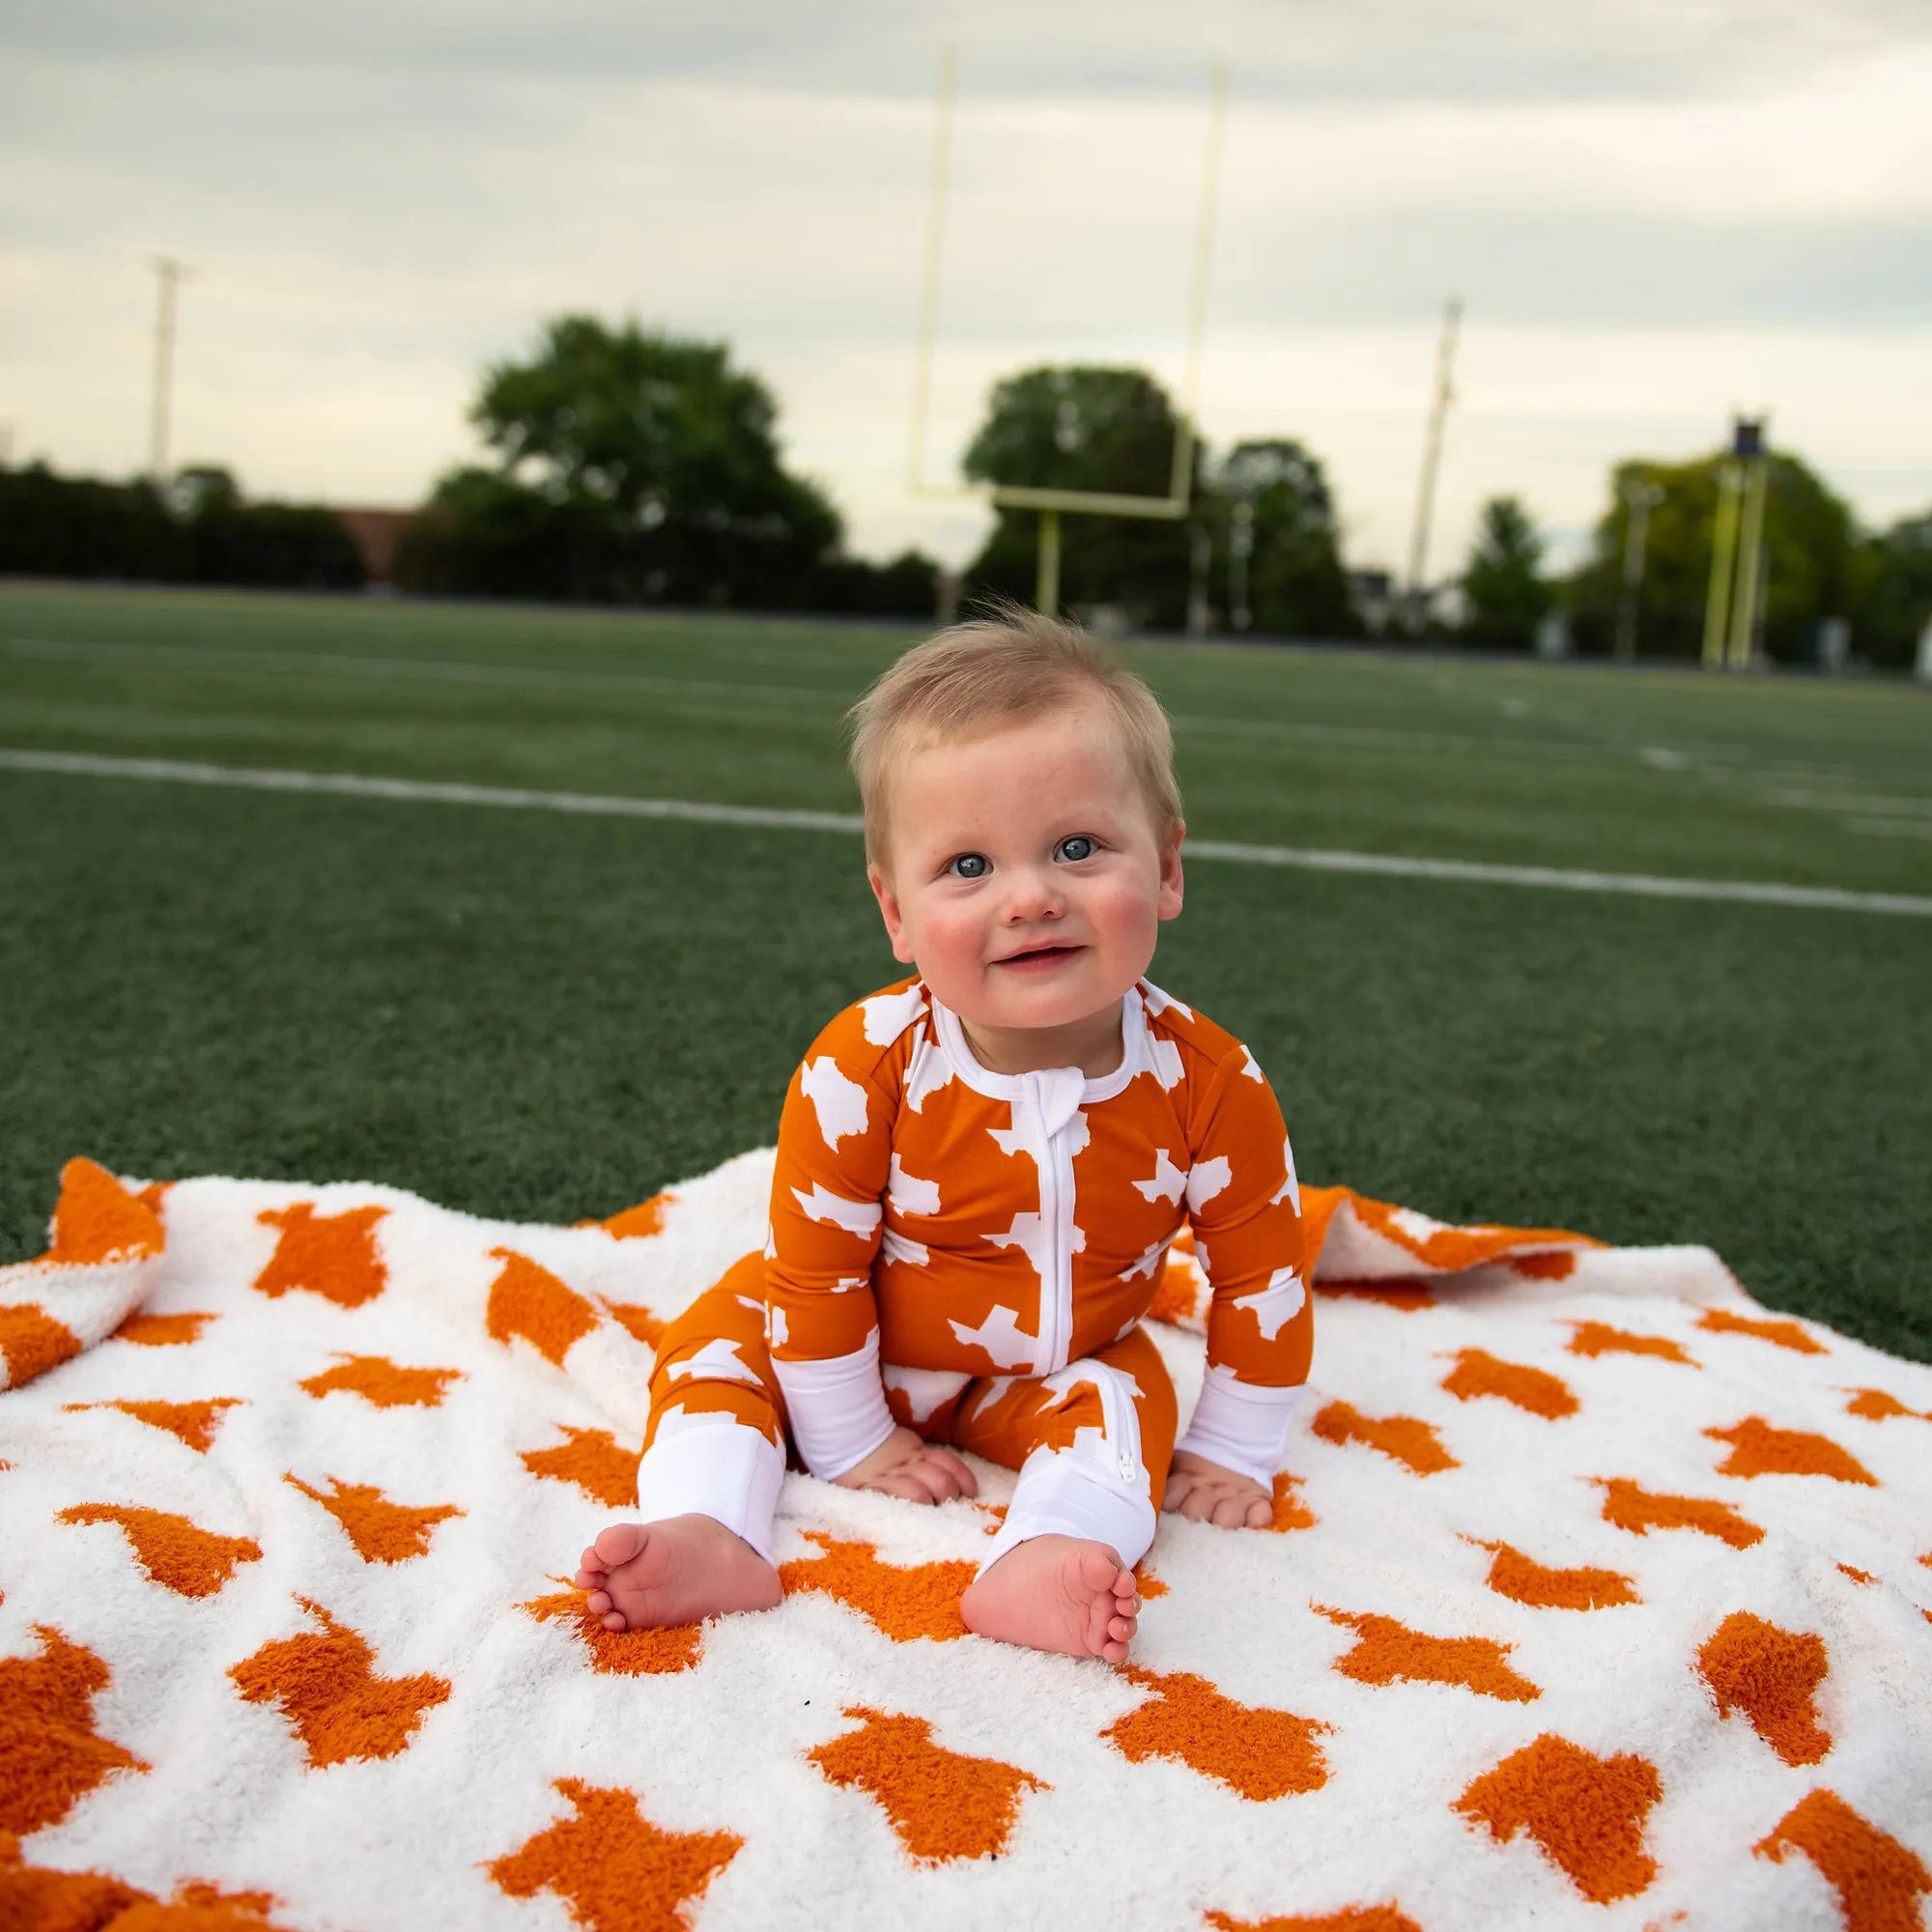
[634,1414,786,1564]
[1174,1367,1307,1488]
[981,1451,1156,1576]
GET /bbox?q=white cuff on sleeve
[1173,1365,1308,1488]
[770,1335,897,1480]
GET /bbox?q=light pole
[1405,298,1461,633]
[1613,474,1664,662]
[149,256,196,485]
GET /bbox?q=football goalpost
[908,50,1229,616]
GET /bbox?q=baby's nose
[1002,867,1064,919]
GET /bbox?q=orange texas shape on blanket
[1206,1909,1423,1932]
[1440,1349,1578,1420]
[490,1779,741,1932]
[113,1309,216,1347]
[1755,1788,1932,1932]
[1566,1321,1698,1367]
[488,1249,600,1366]
[0,1626,148,1836]
[0,1838,296,1932]
[1696,1612,1833,1768]
[521,1427,642,1509]
[1104,1668,1330,1802]
[1697,1307,1827,1355]
[254,1203,388,1308]
[64,1397,243,1454]
[298,1353,463,1409]
[228,1600,450,1769]
[39,1157,165,1267]
[1706,1418,1877,1486]
[1843,1386,1932,1423]
[283,1475,463,1565]
[780,1533,979,1642]
[1595,1478,1764,1549]
[1454,1734,1663,1906]
[809,1707,1048,1865]
[1317,1607,1542,1703]
[521,1588,703,1678]
[1311,1402,1458,1475]
[1472,1540,1640,1611]
[56,1504,262,1598]
[0,1160,163,1390]
[0,1304,83,1390]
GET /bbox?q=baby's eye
[948,852,990,880]
[1054,836,1096,863]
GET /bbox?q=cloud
[1,0,1927,571]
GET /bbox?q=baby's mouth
[993,943,1083,970]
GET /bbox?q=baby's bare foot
[572,1516,781,1632]
[958,1535,1139,1664]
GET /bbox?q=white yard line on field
[2,634,1720,772]
[6,747,1930,919]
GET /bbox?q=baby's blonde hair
[847,604,1183,866]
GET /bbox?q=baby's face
[867,699,1183,1037]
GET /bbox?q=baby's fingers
[864,1472,938,1503]
[923,1445,979,1497]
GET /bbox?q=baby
[577,610,1312,1664]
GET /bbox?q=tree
[403,316,842,607]
[1460,497,1550,649]
[1858,510,1932,669]
[1566,449,1861,661]
[0,460,361,590]
[960,366,1200,628]
[1212,440,1358,639]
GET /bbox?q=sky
[3,0,1928,577]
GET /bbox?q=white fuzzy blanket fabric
[2,1154,1930,1932]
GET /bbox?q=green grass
[3,582,1928,1362]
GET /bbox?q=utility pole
[1405,298,1461,633]
[1613,473,1665,662]
[149,256,194,484]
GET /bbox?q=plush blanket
[2,1154,1928,1932]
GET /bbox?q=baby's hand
[835,1426,979,1506]
[1163,1449,1273,1529]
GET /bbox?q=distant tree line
[0,462,366,589]
[4,310,1927,662]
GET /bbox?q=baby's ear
[1156,822,1185,921]
[867,863,918,963]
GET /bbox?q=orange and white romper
[633,977,1312,1571]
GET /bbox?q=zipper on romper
[1029,1073,1078,1375]
[1094,1362,1142,1484]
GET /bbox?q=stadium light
[149,256,196,484]
[909,50,1229,613]
[1701,416,1770,670]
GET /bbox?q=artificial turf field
[2,580,1928,1361]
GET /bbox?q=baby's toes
[600,1609,629,1633]
[592,1521,648,1569]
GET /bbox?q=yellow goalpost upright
[907,49,1229,616]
